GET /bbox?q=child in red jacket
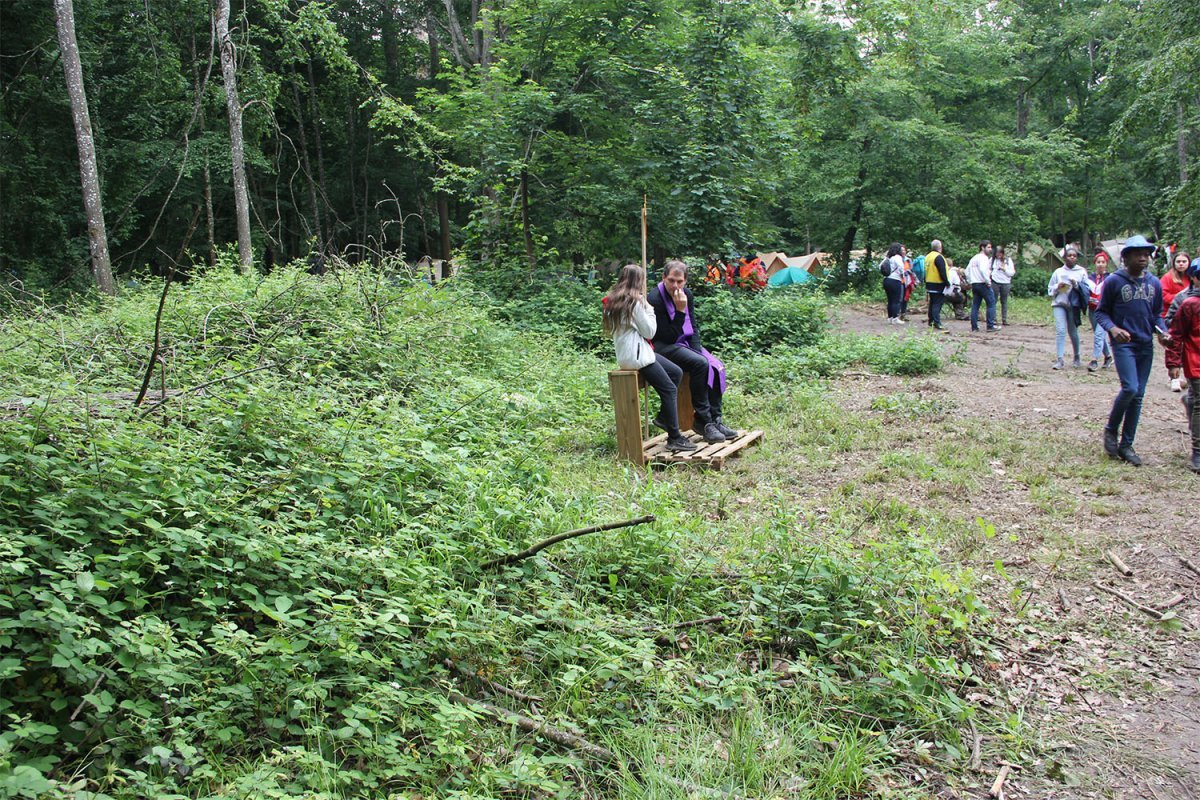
[1166,258,1200,473]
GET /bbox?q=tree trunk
[305,59,330,249]
[1016,89,1029,138]
[53,0,115,295]
[1179,102,1189,185]
[216,0,253,272]
[521,167,534,273]
[290,72,324,250]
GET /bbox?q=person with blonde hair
[603,265,697,453]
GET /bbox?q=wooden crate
[608,369,763,469]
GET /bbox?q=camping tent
[758,251,830,285]
[767,266,814,288]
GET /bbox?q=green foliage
[739,332,944,391]
[491,274,607,352]
[1009,267,1053,299]
[687,287,829,357]
[0,265,990,797]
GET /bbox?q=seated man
[648,259,739,443]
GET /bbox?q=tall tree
[216,0,253,271]
[52,0,115,294]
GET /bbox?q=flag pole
[641,195,648,271]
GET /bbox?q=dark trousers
[1187,378,1200,455]
[656,343,722,425]
[926,286,946,327]
[970,282,996,330]
[1107,341,1155,447]
[994,282,1011,324]
[638,356,683,434]
[883,277,904,319]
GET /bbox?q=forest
[2,0,1197,294]
[3,1,1200,799]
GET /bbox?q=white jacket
[612,299,657,369]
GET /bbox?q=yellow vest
[926,251,946,284]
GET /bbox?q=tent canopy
[767,266,814,287]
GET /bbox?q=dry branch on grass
[443,658,543,705]
[448,691,619,764]
[1105,550,1133,577]
[481,514,656,569]
[1094,583,1163,621]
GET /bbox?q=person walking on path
[881,242,907,324]
[990,244,1015,327]
[648,260,740,444]
[1087,251,1113,372]
[1166,259,1200,473]
[1094,235,1170,466]
[966,240,999,332]
[1161,250,1191,392]
[925,240,950,330]
[1048,246,1090,369]
[602,265,696,453]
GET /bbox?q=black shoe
[1102,356,1113,369]
[714,418,739,439]
[1190,453,1200,473]
[701,421,727,444]
[1087,360,1098,372]
[666,432,697,452]
[651,414,669,433]
[1103,429,1119,458]
[1117,445,1142,466]
[987,326,1000,332]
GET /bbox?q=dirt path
[830,305,1199,799]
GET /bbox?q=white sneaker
[1171,378,1183,392]
[895,317,906,324]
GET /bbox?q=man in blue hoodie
[1094,235,1171,465]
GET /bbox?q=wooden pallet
[642,428,764,470]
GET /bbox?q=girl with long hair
[603,265,696,452]
[990,244,1016,327]
[882,242,906,323]
[1163,250,1191,391]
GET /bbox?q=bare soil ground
[829,304,1199,799]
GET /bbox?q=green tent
[767,266,814,288]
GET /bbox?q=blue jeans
[1106,341,1155,447]
[1053,305,1080,361]
[970,282,995,330]
[1089,309,1111,361]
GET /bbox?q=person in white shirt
[881,242,907,324]
[1047,247,1091,369]
[966,240,999,332]
[989,244,1016,326]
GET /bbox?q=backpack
[878,257,891,277]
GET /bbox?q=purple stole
[656,283,727,393]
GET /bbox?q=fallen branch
[989,762,1015,798]
[481,514,655,570]
[1057,587,1072,612]
[638,615,726,633]
[1094,583,1162,621]
[444,658,543,705]
[968,717,982,772]
[1105,550,1133,577]
[1158,593,1186,610]
[449,691,619,764]
[1181,557,1200,578]
[138,362,283,416]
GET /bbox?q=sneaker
[1171,378,1183,392]
[701,421,727,444]
[895,318,906,325]
[987,326,1001,332]
[666,433,698,453]
[1072,358,1081,368]
[714,418,739,439]
[1052,358,1064,370]
[1103,429,1119,458]
[1087,360,1098,372]
[1102,356,1113,369]
[651,414,669,433]
[1117,445,1142,466]
[1190,453,1200,474]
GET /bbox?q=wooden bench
[608,369,763,469]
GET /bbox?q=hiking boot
[1117,445,1142,466]
[1052,358,1064,370]
[713,418,739,439]
[701,421,727,444]
[666,432,698,453]
[1087,360,1098,372]
[1102,355,1113,369]
[1103,429,1119,458]
[1190,452,1200,474]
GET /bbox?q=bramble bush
[0,264,985,798]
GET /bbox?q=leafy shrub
[491,275,606,352]
[685,287,828,357]
[1009,266,1052,298]
[738,333,943,392]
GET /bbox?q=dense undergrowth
[1,266,985,798]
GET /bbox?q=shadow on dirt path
[830,303,1198,800]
